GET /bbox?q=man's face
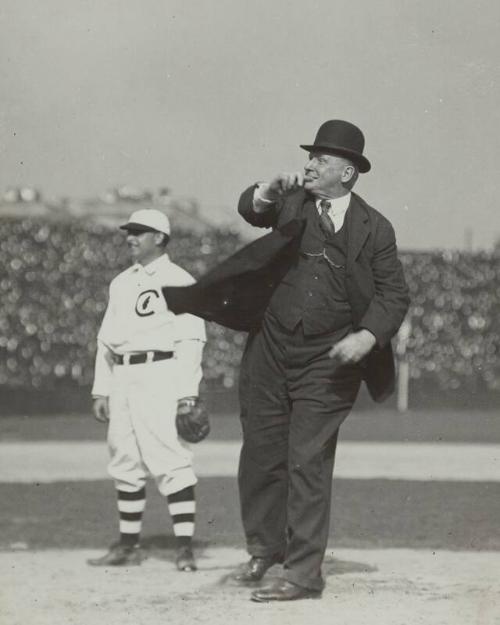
[303,151,354,198]
[125,229,162,265]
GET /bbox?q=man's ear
[342,165,355,183]
[154,231,167,246]
[342,165,359,190]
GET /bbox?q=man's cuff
[253,183,277,213]
[178,396,198,406]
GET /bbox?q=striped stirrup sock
[167,485,195,543]
[117,487,146,547]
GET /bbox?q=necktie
[318,200,336,237]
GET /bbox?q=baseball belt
[112,351,174,365]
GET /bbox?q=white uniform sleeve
[174,339,205,399]
[173,311,206,399]
[91,340,114,397]
[91,284,115,397]
[174,311,207,342]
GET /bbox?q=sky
[1,0,500,250]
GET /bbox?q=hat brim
[300,144,371,173]
[119,222,160,233]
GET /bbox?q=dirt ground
[1,410,499,624]
[2,547,499,625]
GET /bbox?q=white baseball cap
[120,209,171,236]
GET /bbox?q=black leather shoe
[176,547,197,572]
[251,580,322,602]
[232,555,281,583]
[87,543,143,567]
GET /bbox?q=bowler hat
[300,120,371,173]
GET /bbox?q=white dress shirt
[253,184,351,231]
[314,193,351,232]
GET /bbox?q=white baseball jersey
[92,253,206,399]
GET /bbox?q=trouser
[107,357,197,496]
[238,313,362,591]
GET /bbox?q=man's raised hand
[262,172,304,201]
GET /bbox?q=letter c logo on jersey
[135,289,160,317]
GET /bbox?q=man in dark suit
[230,120,410,602]
[161,119,409,602]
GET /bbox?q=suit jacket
[163,185,410,402]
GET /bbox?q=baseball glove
[176,397,210,443]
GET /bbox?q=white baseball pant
[106,357,197,496]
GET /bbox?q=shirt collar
[315,192,351,215]
[132,252,170,275]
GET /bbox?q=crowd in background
[400,250,500,396]
[1,216,499,402]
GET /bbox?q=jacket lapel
[277,189,310,229]
[346,193,370,263]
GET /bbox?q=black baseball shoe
[176,546,197,572]
[87,543,144,567]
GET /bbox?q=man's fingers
[287,172,304,191]
[93,400,109,423]
[329,345,344,361]
[294,172,305,187]
[271,172,304,195]
[329,342,357,364]
[281,174,296,192]
[94,410,109,423]
[278,177,289,193]
[328,346,338,359]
